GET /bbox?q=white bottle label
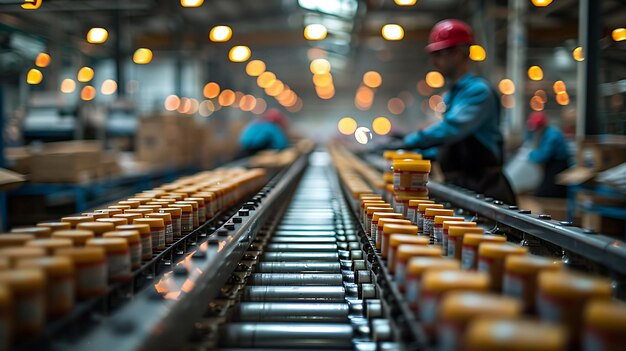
[503,273,524,299]
[419,293,438,325]
[405,277,420,305]
[77,263,107,293]
[130,242,142,267]
[537,293,562,322]
[434,226,443,243]
[477,258,490,273]
[172,218,182,237]
[108,252,131,280]
[461,247,475,270]
[165,223,173,243]
[407,208,417,224]
[396,260,406,286]
[438,323,459,351]
[181,213,193,232]
[151,229,165,249]
[447,237,456,257]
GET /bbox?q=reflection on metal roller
[212,156,399,349]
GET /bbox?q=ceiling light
[87,28,108,44]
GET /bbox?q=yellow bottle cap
[146,213,172,223]
[397,244,441,260]
[52,229,95,246]
[56,247,105,263]
[103,230,140,244]
[465,319,566,351]
[0,269,45,292]
[394,191,430,201]
[37,222,71,232]
[0,233,35,248]
[434,216,463,225]
[362,200,386,208]
[176,201,198,211]
[109,205,132,212]
[443,221,476,231]
[138,205,163,211]
[160,207,183,217]
[26,239,73,255]
[463,234,506,246]
[424,208,454,217]
[16,256,73,276]
[96,209,123,216]
[113,214,143,222]
[418,203,444,212]
[116,224,151,236]
[585,300,626,331]
[390,235,430,248]
[366,207,393,216]
[96,218,129,226]
[408,257,460,275]
[447,226,484,238]
[0,247,46,266]
[144,202,166,208]
[384,151,422,160]
[378,218,411,228]
[117,200,140,208]
[505,255,562,275]
[538,271,612,299]
[124,208,153,216]
[185,198,205,207]
[439,292,522,322]
[392,159,431,172]
[408,199,435,207]
[372,212,403,223]
[81,212,109,220]
[153,198,177,205]
[86,238,129,252]
[126,198,151,204]
[77,222,115,236]
[133,218,165,229]
[479,243,527,259]
[61,216,94,227]
[359,193,380,201]
[11,227,52,239]
[170,203,193,213]
[422,271,490,293]
[383,223,418,235]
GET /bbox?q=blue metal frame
[7,166,198,222]
[568,183,626,238]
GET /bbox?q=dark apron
[535,157,569,198]
[437,78,518,205]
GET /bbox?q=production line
[1,147,625,351]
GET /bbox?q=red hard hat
[261,108,288,130]
[527,111,548,131]
[426,19,474,53]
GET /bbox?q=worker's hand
[371,138,407,152]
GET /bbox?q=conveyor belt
[202,155,400,350]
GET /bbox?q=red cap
[527,111,548,131]
[261,108,288,130]
[426,19,474,53]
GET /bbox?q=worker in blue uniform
[386,19,517,205]
[239,108,289,156]
[527,111,571,197]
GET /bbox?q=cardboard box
[5,147,32,174]
[30,141,102,183]
[557,135,626,186]
[135,114,201,167]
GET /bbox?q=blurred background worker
[527,111,571,198]
[390,19,517,205]
[238,108,289,157]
